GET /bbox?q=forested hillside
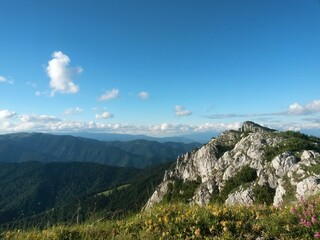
[0,161,171,230]
[0,133,200,168]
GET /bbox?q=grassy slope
[3,196,320,239]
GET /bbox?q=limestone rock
[240,121,275,133]
[296,175,320,199]
[192,181,218,206]
[144,180,174,210]
[273,181,286,206]
[271,152,297,177]
[225,185,254,206]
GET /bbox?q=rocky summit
[144,121,320,209]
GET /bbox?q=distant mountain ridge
[0,132,201,168]
[62,132,199,143]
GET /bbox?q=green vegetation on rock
[264,131,320,162]
[212,166,257,203]
[164,179,201,203]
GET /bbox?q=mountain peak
[145,124,320,209]
[240,121,275,133]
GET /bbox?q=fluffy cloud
[138,91,149,99]
[175,105,192,117]
[0,110,16,119]
[20,114,61,123]
[98,89,119,101]
[95,112,114,119]
[63,107,84,115]
[288,100,320,115]
[46,51,82,96]
[0,75,14,84]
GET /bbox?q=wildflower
[194,228,201,236]
[301,219,312,228]
[220,220,228,228]
[315,232,320,238]
[290,207,296,214]
[312,215,317,224]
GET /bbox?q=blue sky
[0,0,320,136]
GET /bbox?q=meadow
[3,196,320,240]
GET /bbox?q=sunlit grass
[3,196,320,239]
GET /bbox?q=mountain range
[0,132,200,168]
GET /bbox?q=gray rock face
[225,185,254,206]
[192,181,218,206]
[240,121,275,133]
[145,121,320,209]
[144,180,174,210]
[296,175,320,199]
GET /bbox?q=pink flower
[312,216,317,224]
[314,232,320,238]
[290,207,296,214]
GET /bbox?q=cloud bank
[47,51,82,96]
[288,100,320,115]
[0,110,16,119]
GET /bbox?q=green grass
[264,131,320,162]
[4,196,320,240]
[96,184,131,197]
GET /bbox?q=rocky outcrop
[296,175,320,199]
[225,185,254,205]
[144,122,320,210]
[240,121,275,133]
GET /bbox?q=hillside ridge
[0,132,200,168]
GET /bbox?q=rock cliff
[144,121,320,210]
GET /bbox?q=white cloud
[46,51,82,96]
[20,114,61,123]
[0,75,14,84]
[0,110,16,119]
[1,113,320,137]
[138,91,149,99]
[63,107,84,115]
[206,100,320,119]
[95,112,114,119]
[288,100,320,115]
[0,76,7,82]
[175,105,192,117]
[98,89,119,101]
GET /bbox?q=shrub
[212,165,257,203]
[253,184,275,205]
[164,179,200,203]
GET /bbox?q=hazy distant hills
[0,132,201,168]
[65,132,199,143]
